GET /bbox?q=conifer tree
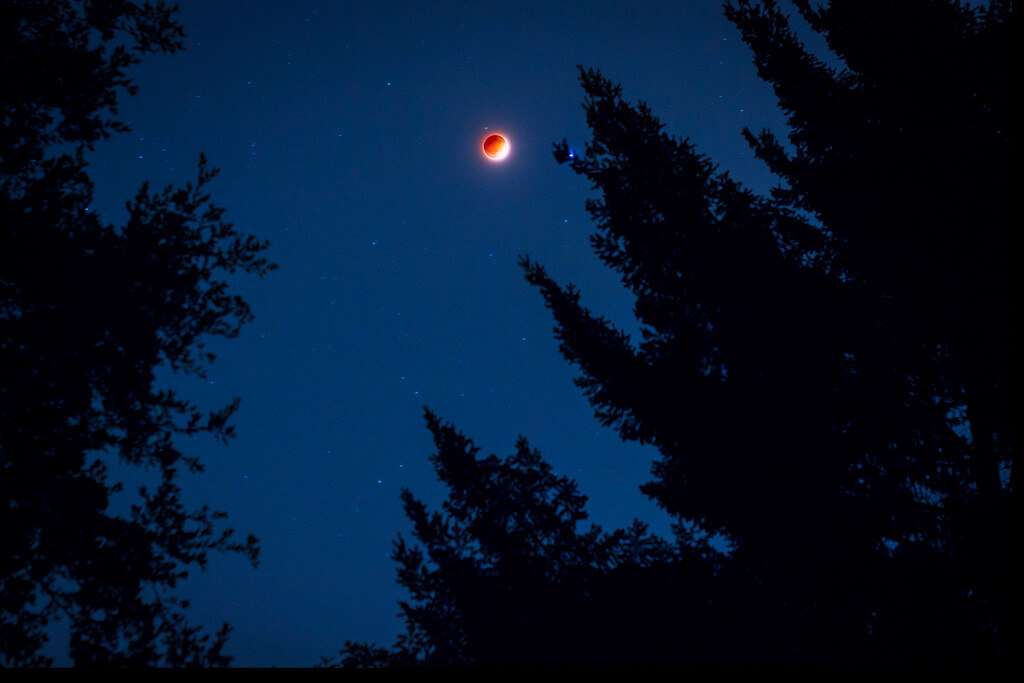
[329,410,781,667]
[1,1,274,666]
[527,0,1011,662]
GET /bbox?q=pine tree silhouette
[1,1,274,666]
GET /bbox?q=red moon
[482,133,510,161]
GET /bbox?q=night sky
[74,0,797,667]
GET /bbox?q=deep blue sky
[77,0,795,667]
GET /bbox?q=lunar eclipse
[482,133,510,161]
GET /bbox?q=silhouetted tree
[1,1,274,666]
[337,0,1011,666]
[529,0,1011,664]
[326,409,789,667]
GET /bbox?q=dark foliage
[336,0,1012,667]
[1,1,274,666]
[325,409,786,667]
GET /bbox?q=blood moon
[482,133,510,161]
